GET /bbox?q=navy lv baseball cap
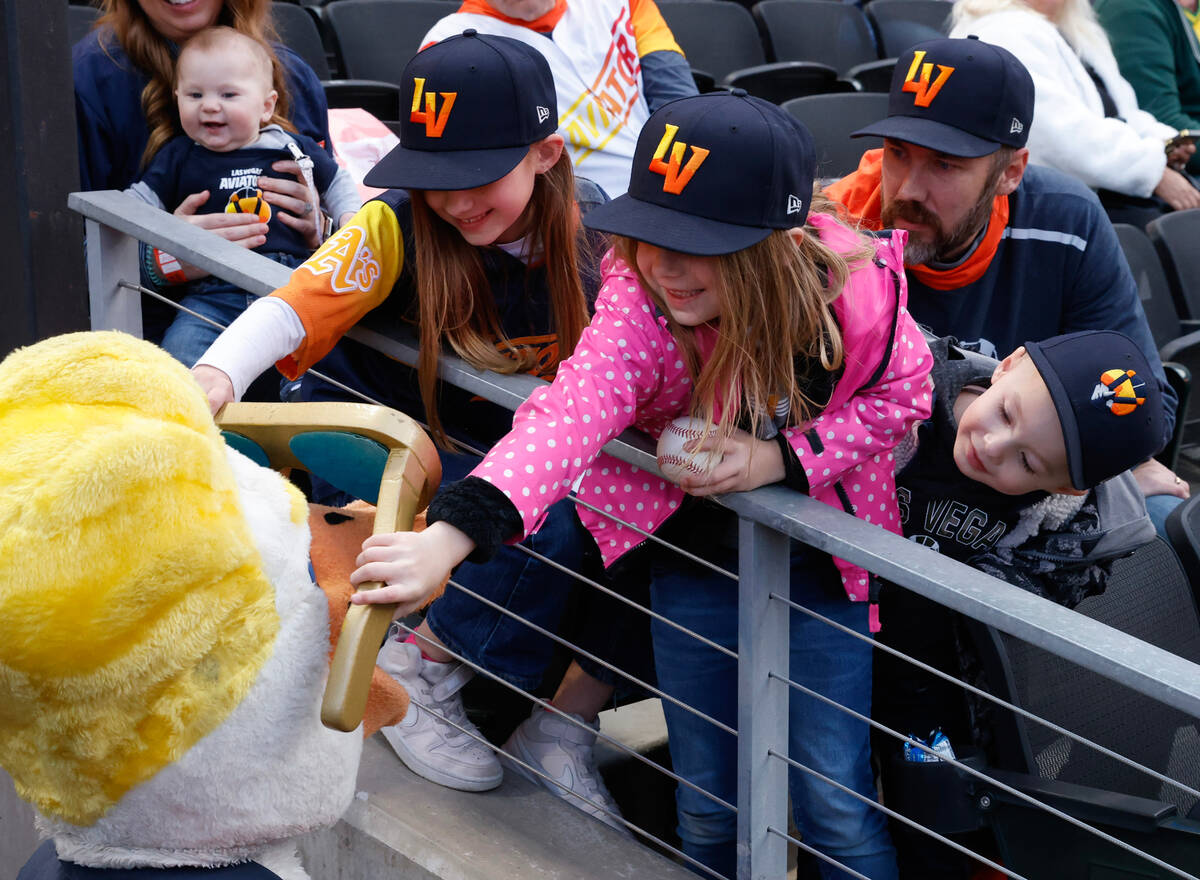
[1025,331,1167,490]
[364,30,558,191]
[852,36,1034,158]
[583,91,816,256]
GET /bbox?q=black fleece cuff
[426,476,525,564]
[774,431,809,493]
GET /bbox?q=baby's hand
[192,364,235,415]
[350,521,476,617]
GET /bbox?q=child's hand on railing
[192,365,235,415]
[677,428,786,497]
[349,521,476,618]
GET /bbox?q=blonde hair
[96,0,295,168]
[615,194,872,442]
[409,150,592,447]
[950,0,1110,54]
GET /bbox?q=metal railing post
[737,517,791,880]
[84,218,142,335]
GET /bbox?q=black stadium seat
[324,0,449,86]
[866,0,951,58]
[754,0,879,74]
[783,92,888,179]
[657,0,766,83]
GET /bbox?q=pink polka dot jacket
[468,214,934,628]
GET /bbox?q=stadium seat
[271,1,402,122]
[725,62,855,105]
[1114,223,1197,461]
[657,0,766,83]
[782,92,888,179]
[271,2,330,78]
[865,0,951,57]
[847,57,899,92]
[324,0,449,86]
[1166,494,1200,601]
[754,0,879,75]
[1148,209,1200,325]
[964,537,1200,879]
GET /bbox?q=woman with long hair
[73,0,329,258]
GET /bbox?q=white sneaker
[377,636,503,792]
[502,707,629,833]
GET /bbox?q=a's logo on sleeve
[901,50,955,108]
[1091,368,1147,416]
[648,124,710,195]
[410,77,457,138]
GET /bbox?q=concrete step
[298,734,696,879]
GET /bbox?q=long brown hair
[409,149,591,446]
[616,193,872,443]
[96,0,294,168]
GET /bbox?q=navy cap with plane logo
[1025,330,1167,490]
[364,30,558,191]
[852,36,1034,158]
[582,91,817,256]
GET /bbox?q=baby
[128,26,360,372]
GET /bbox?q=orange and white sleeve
[272,199,406,378]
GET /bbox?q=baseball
[656,417,724,483]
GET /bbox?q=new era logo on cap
[1010,118,1024,134]
[901,50,955,108]
[786,194,805,215]
[648,123,710,195]
[1092,369,1147,416]
[410,77,456,138]
[537,106,551,124]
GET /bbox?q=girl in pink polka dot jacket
[351,93,933,878]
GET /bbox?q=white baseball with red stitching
[656,417,723,483]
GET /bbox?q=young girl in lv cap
[192,31,632,828]
[351,91,932,878]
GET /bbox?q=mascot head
[0,332,375,872]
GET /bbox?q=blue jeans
[424,450,590,689]
[160,252,304,369]
[300,342,623,690]
[1145,492,1183,540]
[649,515,897,880]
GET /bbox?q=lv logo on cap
[1092,369,1147,416]
[901,51,955,108]
[411,77,457,138]
[649,124,709,195]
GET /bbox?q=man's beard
[882,175,1001,266]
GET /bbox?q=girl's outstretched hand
[192,364,235,415]
[676,428,786,497]
[349,521,476,617]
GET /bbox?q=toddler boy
[127,26,360,371]
[874,329,1168,877]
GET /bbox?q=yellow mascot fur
[0,331,414,879]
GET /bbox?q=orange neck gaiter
[824,149,1009,291]
[459,0,568,32]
